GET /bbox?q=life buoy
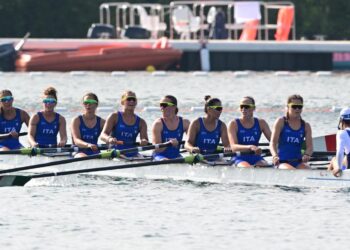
[152,37,170,49]
[275,7,294,41]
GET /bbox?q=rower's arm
[28,114,39,147]
[70,117,86,148]
[260,119,272,142]
[220,122,230,148]
[304,122,313,156]
[152,118,164,152]
[269,118,284,158]
[139,118,149,146]
[100,113,117,144]
[58,115,67,147]
[185,119,200,153]
[228,120,251,152]
[336,131,347,169]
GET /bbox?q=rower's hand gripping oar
[0,151,256,187]
[0,142,173,175]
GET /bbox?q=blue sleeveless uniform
[153,117,184,161]
[112,112,140,157]
[231,118,264,165]
[35,112,60,147]
[278,117,305,167]
[195,118,221,156]
[0,108,23,149]
[76,115,102,155]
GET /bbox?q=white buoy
[111,71,126,76]
[29,72,44,76]
[70,71,86,76]
[233,71,249,77]
[151,71,167,76]
[315,71,332,77]
[143,106,160,112]
[56,107,68,112]
[192,71,208,77]
[200,44,210,72]
[274,71,292,76]
[190,107,203,112]
[97,106,114,112]
[331,106,342,112]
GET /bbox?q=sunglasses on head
[288,103,303,110]
[124,96,137,102]
[209,105,223,112]
[83,99,98,105]
[43,98,57,104]
[0,96,13,102]
[160,102,175,108]
[240,104,255,109]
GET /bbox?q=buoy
[200,42,210,72]
[274,71,292,76]
[29,72,44,76]
[70,71,86,76]
[111,71,126,76]
[146,65,156,73]
[151,71,167,76]
[193,71,208,77]
[315,71,332,77]
[233,71,249,77]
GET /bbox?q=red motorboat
[16,38,182,71]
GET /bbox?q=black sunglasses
[125,97,137,102]
[240,104,255,109]
[159,102,175,108]
[290,104,303,110]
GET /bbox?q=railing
[98,1,296,41]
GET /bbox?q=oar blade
[0,175,32,187]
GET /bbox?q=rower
[270,94,313,169]
[28,87,67,148]
[152,95,190,161]
[228,96,271,167]
[100,90,148,157]
[185,96,230,158]
[328,108,350,177]
[71,93,105,158]
[0,89,30,151]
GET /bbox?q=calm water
[0,71,350,250]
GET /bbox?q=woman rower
[328,108,350,177]
[28,87,67,148]
[71,93,105,158]
[270,94,313,169]
[152,95,190,161]
[0,89,30,151]
[228,96,271,167]
[100,90,148,157]
[185,96,230,157]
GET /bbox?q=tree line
[0,0,348,40]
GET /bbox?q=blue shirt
[112,112,140,157]
[278,117,305,161]
[195,118,221,155]
[153,117,184,159]
[35,112,60,147]
[0,108,23,149]
[77,115,102,155]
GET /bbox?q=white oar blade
[313,134,336,152]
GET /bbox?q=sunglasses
[124,96,137,102]
[240,104,255,109]
[288,103,303,110]
[160,102,175,108]
[0,96,14,102]
[83,99,98,105]
[208,105,223,112]
[43,98,57,104]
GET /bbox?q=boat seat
[134,5,167,38]
[172,5,201,39]
[274,7,294,41]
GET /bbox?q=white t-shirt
[336,128,350,169]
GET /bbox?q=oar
[0,151,253,187]
[0,132,27,140]
[0,142,173,175]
